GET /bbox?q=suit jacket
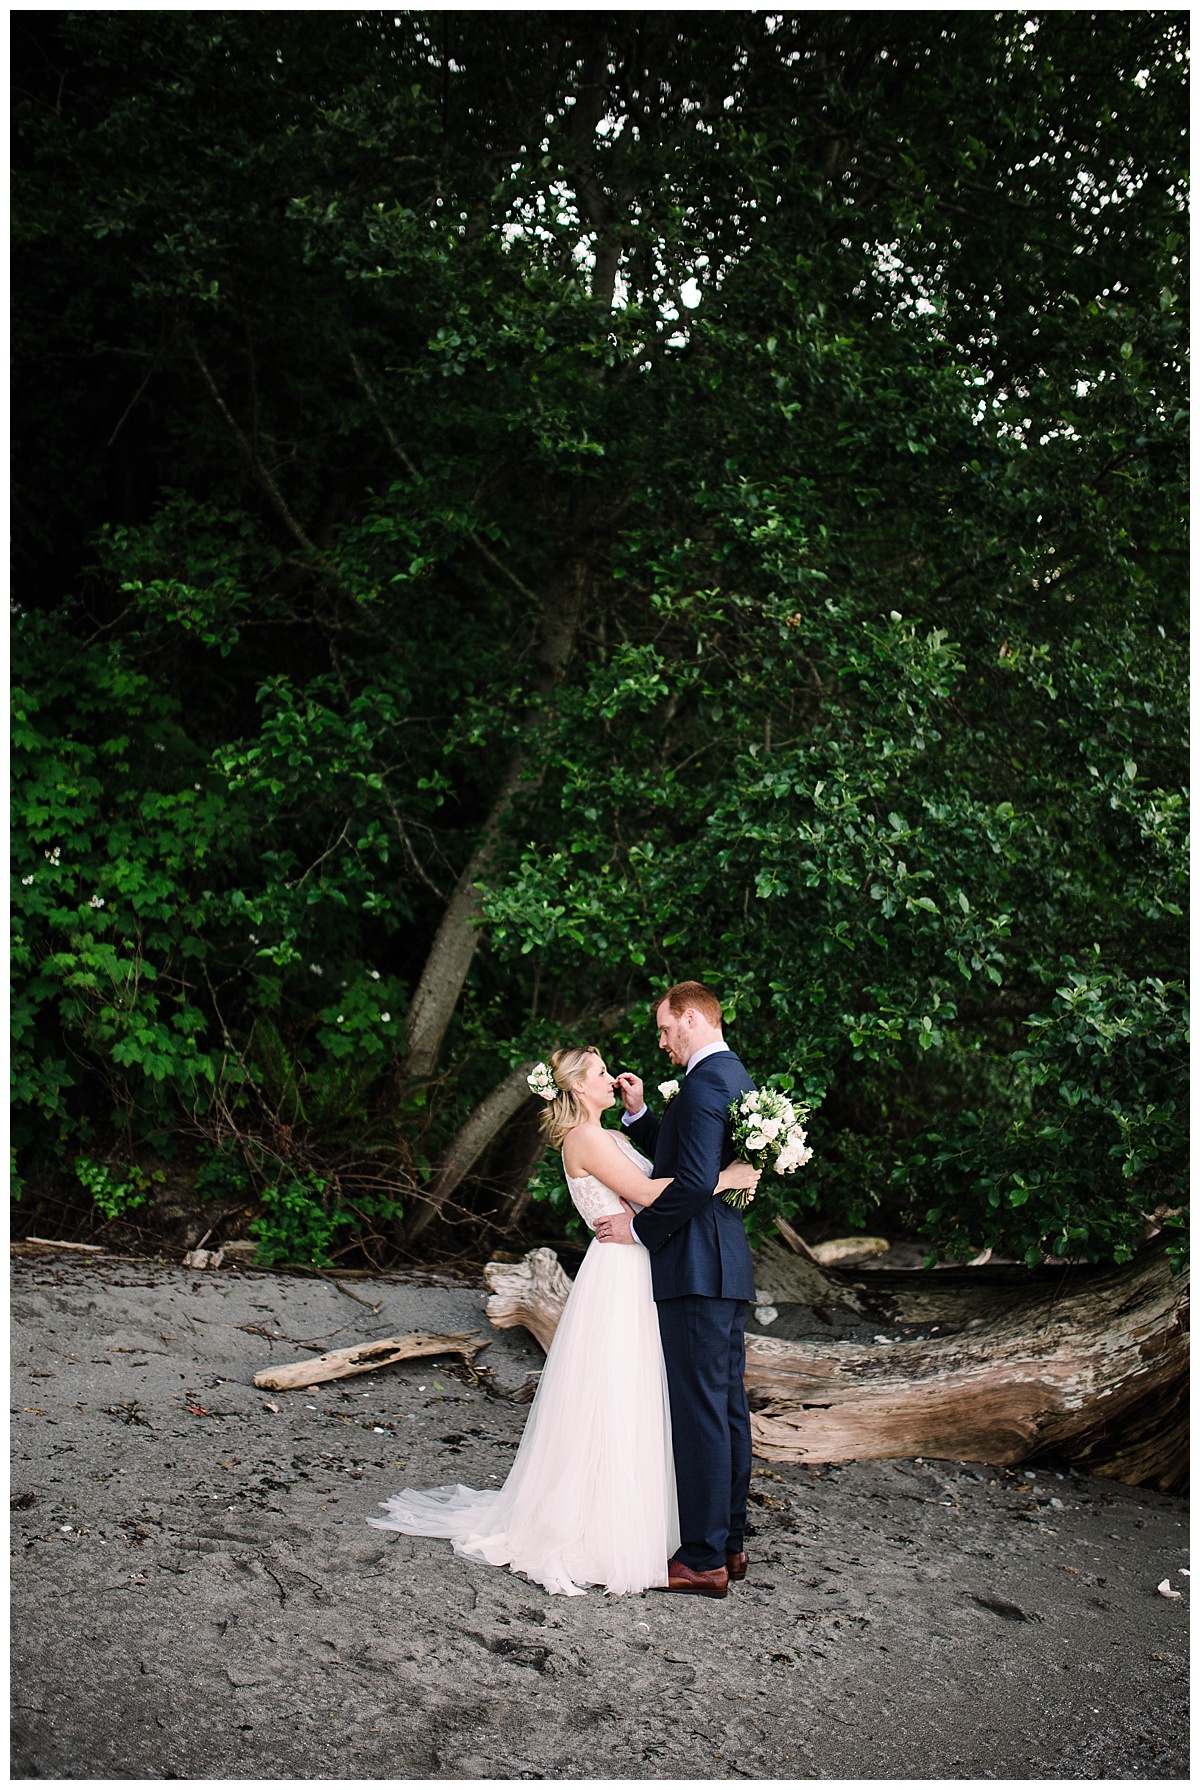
[626,1050,757,1302]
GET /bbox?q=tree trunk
[568,29,622,311]
[400,558,589,1082]
[482,1237,1189,1493]
[494,1103,551,1231]
[404,1062,537,1244]
[403,993,628,1244]
[401,760,528,1081]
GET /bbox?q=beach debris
[773,1215,823,1258]
[484,1249,574,1352]
[744,1242,1187,1488]
[1156,1578,1182,1599]
[316,1272,383,1312]
[252,1330,489,1391]
[753,1234,867,1312]
[108,1401,152,1426]
[21,1237,104,1252]
[755,1305,779,1326]
[183,1226,224,1269]
[11,1491,37,1510]
[469,1364,544,1404]
[808,1236,890,1266]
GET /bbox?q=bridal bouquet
[724,1088,813,1207]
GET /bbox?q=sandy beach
[10,1252,1189,1781]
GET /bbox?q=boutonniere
[658,1079,681,1105]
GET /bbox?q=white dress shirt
[620,1037,730,1126]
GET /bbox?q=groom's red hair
[659,980,723,1026]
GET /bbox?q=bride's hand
[716,1158,760,1194]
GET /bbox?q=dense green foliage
[12,12,1187,1266]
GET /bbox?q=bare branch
[186,328,323,558]
[106,351,160,449]
[347,347,544,606]
[379,784,449,903]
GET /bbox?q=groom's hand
[594,1203,637,1245]
[613,1072,644,1114]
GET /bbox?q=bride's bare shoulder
[561,1123,600,1177]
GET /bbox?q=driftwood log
[482,1238,1188,1493]
[484,1248,575,1352]
[20,1237,106,1253]
[252,1330,488,1391]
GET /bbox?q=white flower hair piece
[527,1061,559,1103]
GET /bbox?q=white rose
[658,1079,680,1103]
[744,1092,760,1110]
[745,1131,769,1153]
[759,1118,782,1141]
[777,1128,813,1173]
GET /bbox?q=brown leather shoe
[725,1550,748,1581]
[661,1560,729,1598]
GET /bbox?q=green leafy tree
[12,12,1187,1264]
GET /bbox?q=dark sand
[10,1254,1189,1781]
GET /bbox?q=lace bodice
[563,1131,654,1229]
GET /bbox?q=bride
[369,1044,757,1595]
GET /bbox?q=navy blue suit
[626,1050,756,1571]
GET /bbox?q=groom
[594,980,756,1599]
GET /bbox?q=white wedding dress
[369,1132,679,1595]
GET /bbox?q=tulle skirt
[369,1236,679,1595]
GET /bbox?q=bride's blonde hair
[538,1045,600,1149]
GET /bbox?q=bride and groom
[371,981,760,1599]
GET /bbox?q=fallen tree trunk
[482,1239,1188,1493]
[252,1330,488,1390]
[744,1241,1188,1493]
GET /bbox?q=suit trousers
[656,1295,751,1571]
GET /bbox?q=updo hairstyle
[538,1044,600,1149]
